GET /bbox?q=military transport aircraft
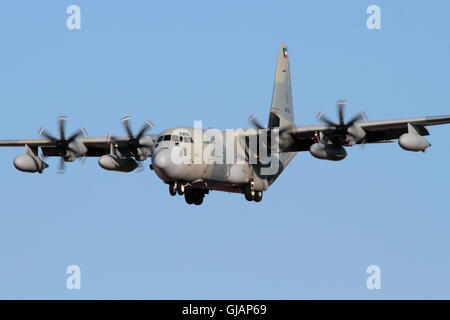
[1,44,449,205]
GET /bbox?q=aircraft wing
[0,135,159,157]
[284,115,450,152]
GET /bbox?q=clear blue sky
[0,0,449,299]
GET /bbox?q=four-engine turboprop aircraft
[1,44,450,205]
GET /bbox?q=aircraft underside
[165,179,264,206]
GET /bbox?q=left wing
[0,135,158,157]
[284,115,450,152]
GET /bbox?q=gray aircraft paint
[269,44,294,128]
[266,44,297,185]
[1,44,450,204]
[150,44,302,194]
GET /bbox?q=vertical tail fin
[265,44,297,186]
[268,44,294,128]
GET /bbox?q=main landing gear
[242,182,263,203]
[184,189,206,205]
[169,181,207,205]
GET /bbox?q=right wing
[0,135,158,157]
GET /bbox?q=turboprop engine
[38,116,88,173]
[110,116,154,161]
[309,143,347,161]
[308,100,367,161]
[346,124,366,146]
[316,100,367,147]
[98,154,138,172]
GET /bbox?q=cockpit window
[157,133,192,143]
[180,132,192,142]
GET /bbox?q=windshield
[157,133,193,143]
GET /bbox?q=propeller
[38,116,86,173]
[117,116,154,160]
[248,114,265,130]
[247,114,293,153]
[316,100,367,145]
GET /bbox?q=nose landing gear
[177,183,185,195]
[169,181,177,196]
[169,181,186,196]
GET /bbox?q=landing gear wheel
[169,182,177,196]
[193,189,204,205]
[245,190,255,201]
[254,191,263,202]
[177,183,185,195]
[184,189,204,205]
[243,183,255,201]
[184,190,193,204]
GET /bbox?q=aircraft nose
[152,148,183,180]
[153,148,170,169]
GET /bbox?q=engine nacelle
[64,141,88,161]
[14,154,48,173]
[346,125,366,146]
[134,148,151,161]
[309,143,347,161]
[398,133,431,152]
[98,155,138,172]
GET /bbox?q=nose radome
[153,148,183,180]
[153,148,170,169]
